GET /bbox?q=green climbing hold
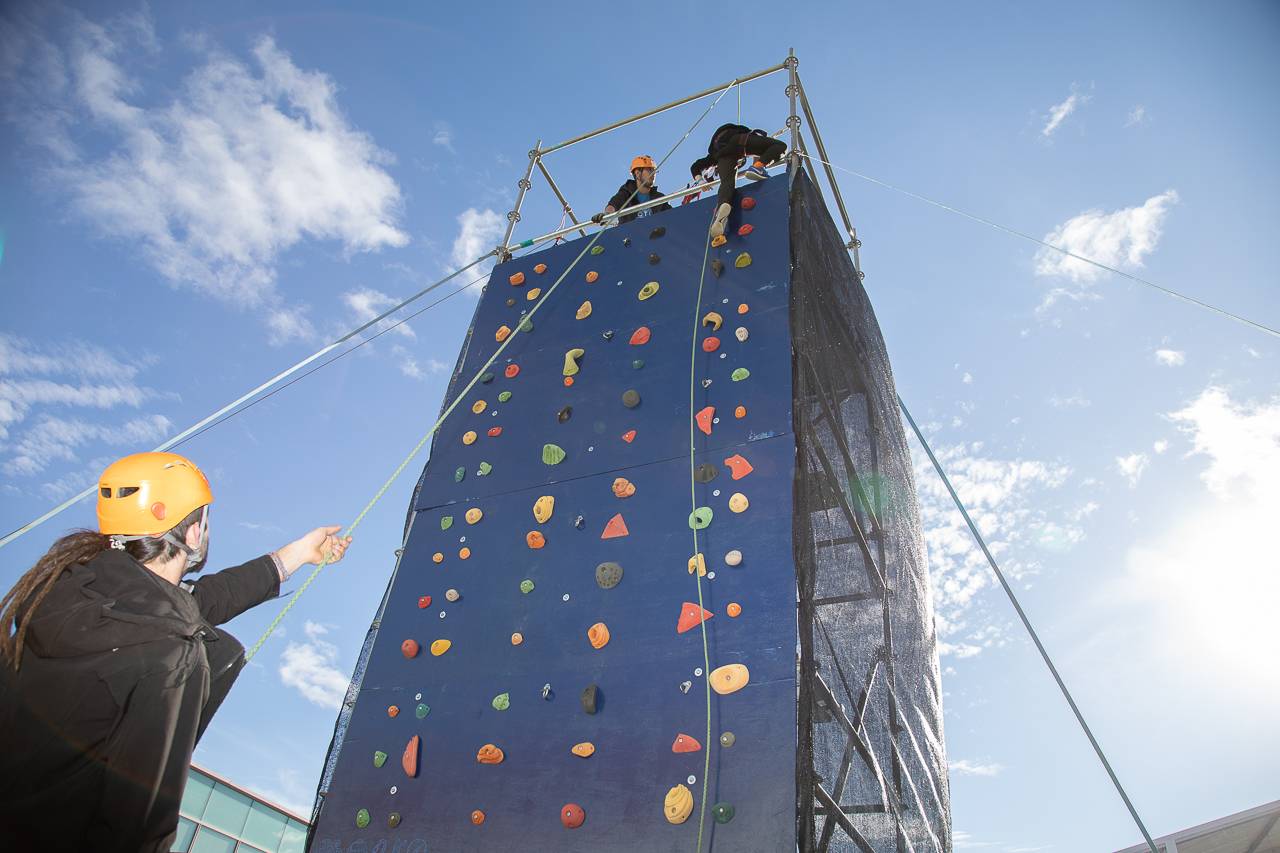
[387,813,401,829]
[498,390,512,402]
[492,692,510,711]
[542,443,566,465]
[622,389,641,408]
[590,245,604,255]
[734,252,752,269]
[731,367,751,381]
[477,462,492,476]
[415,703,430,719]
[595,562,624,589]
[356,809,371,829]
[638,281,659,300]
[719,731,736,748]
[373,750,387,768]
[712,803,735,824]
[518,317,533,333]
[441,516,453,531]
[520,579,535,594]
[455,466,466,483]
[481,372,495,384]
[632,359,644,370]
[689,507,714,530]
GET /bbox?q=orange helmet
[97,452,213,536]
[630,155,656,173]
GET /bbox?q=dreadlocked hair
[0,507,205,671]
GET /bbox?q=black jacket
[0,550,280,852]
[607,178,672,223]
[690,122,753,175]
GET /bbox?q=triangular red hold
[402,735,420,778]
[621,429,637,443]
[723,453,754,480]
[676,601,713,634]
[601,513,629,539]
[671,733,702,753]
[695,406,715,436]
[629,326,651,346]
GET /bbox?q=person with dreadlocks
[0,451,351,852]
[688,122,788,239]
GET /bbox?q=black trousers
[712,130,787,206]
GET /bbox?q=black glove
[591,212,606,225]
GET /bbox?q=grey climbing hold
[719,731,736,748]
[679,680,692,694]
[622,389,641,409]
[701,378,713,389]
[650,226,666,239]
[356,809,370,829]
[735,326,749,342]
[581,683,599,715]
[440,516,453,531]
[477,462,492,476]
[595,562,624,589]
[505,298,516,307]
[498,390,512,402]
[725,549,743,566]
[712,803,735,824]
[542,443,566,465]
[632,359,644,370]
[710,258,724,277]
[694,463,719,483]
[648,252,660,265]
[481,372,495,384]
[518,317,533,333]
[388,813,402,828]
[558,406,572,423]
[455,466,466,483]
[445,588,460,602]
[520,579,535,594]
[731,367,751,382]
[373,750,387,768]
[688,507,714,529]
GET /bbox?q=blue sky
[2,1,1278,849]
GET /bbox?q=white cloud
[948,759,1004,777]
[1153,439,1169,454]
[1047,394,1091,409]
[1041,87,1091,137]
[1125,105,1147,127]
[1114,452,1149,487]
[278,621,349,710]
[1035,190,1178,285]
[450,207,504,288]
[1154,348,1185,367]
[432,121,454,152]
[266,308,317,346]
[961,372,973,385]
[1169,387,1280,503]
[391,345,449,381]
[342,288,415,340]
[4,413,173,476]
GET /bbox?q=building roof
[1114,799,1280,853]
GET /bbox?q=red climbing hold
[677,602,713,634]
[401,639,420,659]
[621,429,636,443]
[724,453,754,480]
[561,803,586,829]
[671,733,703,753]
[702,336,720,353]
[629,326,651,346]
[505,364,520,378]
[741,197,756,210]
[601,513,629,539]
[737,223,754,237]
[695,406,715,436]
[417,595,432,609]
[487,426,503,438]
[402,735,420,778]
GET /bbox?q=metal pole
[785,48,800,174]
[535,158,589,239]
[541,63,787,156]
[796,73,863,275]
[499,139,541,259]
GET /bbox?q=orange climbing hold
[695,406,715,436]
[629,326,651,346]
[709,663,750,695]
[477,744,505,765]
[585,270,598,283]
[471,810,486,825]
[671,733,702,753]
[587,622,611,649]
[563,376,574,387]
[534,263,547,274]
[509,272,525,286]
[487,426,503,438]
[401,639,419,659]
[724,453,754,480]
[702,336,720,353]
[495,325,511,342]
[727,602,743,617]
[621,429,636,443]
[734,405,747,419]
[459,547,471,560]
[526,530,546,549]
[737,303,749,315]
[571,742,595,758]
[611,477,636,498]
[403,735,420,778]
[677,601,713,633]
[505,364,520,378]
[711,235,727,248]
[601,513,629,539]
[432,552,444,564]
[387,705,400,718]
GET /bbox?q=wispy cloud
[279,621,349,710]
[342,287,415,339]
[1124,105,1147,127]
[1154,348,1185,367]
[391,345,449,381]
[432,120,454,153]
[1041,85,1091,137]
[1047,394,1091,409]
[449,207,505,292]
[1114,452,1149,487]
[949,758,1004,777]
[4,413,172,476]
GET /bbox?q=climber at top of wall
[689,123,788,239]
[591,155,673,225]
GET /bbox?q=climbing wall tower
[308,170,951,852]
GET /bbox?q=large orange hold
[526,530,546,549]
[677,602,713,634]
[571,742,595,758]
[495,325,511,342]
[477,744,505,765]
[587,621,610,649]
[723,453,754,480]
[403,735,420,777]
[671,733,702,753]
[601,513,629,539]
[509,271,525,286]
[534,263,547,274]
[629,326,651,346]
[611,477,635,498]
[734,405,747,419]
[709,663,750,695]
[695,406,715,436]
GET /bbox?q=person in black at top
[689,122,788,238]
[591,154,673,225]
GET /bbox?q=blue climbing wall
[311,175,797,852]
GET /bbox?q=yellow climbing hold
[462,431,477,445]
[711,235,727,248]
[664,784,694,825]
[735,252,752,268]
[465,507,483,525]
[571,742,595,758]
[576,300,592,320]
[709,663,750,695]
[702,311,723,331]
[471,400,487,414]
[638,281,659,301]
[563,348,585,377]
[533,495,555,524]
[495,325,511,342]
[687,553,707,577]
[526,287,542,301]
[729,492,749,513]
[430,639,452,656]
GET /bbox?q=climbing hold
[373,750,387,768]
[702,378,712,389]
[465,507,483,525]
[403,735,420,778]
[511,632,523,646]
[734,405,747,419]
[727,602,742,617]
[720,731,736,748]
[576,300,592,320]
[563,376,574,387]
[432,552,444,564]
[476,744,505,764]
[695,406,715,435]
[677,602,713,633]
[725,550,743,566]
[679,680,692,694]
[590,245,604,255]
[441,516,454,531]
[430,639,452,656]
[526,287,541,301]
[686,553,707,577]
[671,733,702,753]
[504,363,520,378]
[401,639,419,659]
[735,326,749,342]
[416,703,429,719]
[741,196,756,210]
[622,237,631,247]
[731,367,750,382]
[542,443,566,465]
[632,359,645,370]
[462,430,477,445]
[562,348,584,376]
[388,812,401,829]
[702,336,720,353]
[648,252,660,265]
[713,802,735,824]
[710,258,724,277]
[520,579,535,594]
[445,588,459,603]
[611,477,636,498]
[491,692,510,711]
[509,272,525,286]
[649,226,666,239]
[580,683,599,714]
[533,495,555,523]
[481,372,495,384]
[418,595,432,609]
[621,429,637,443]
[595,562,623,589]
[702,311,723,330]
[518,317,533,333]
[455,467,466,483]
[664,785,694,825]
[506,298,516,307]
[711,235,727,248]
[629,326,651,345]
[734,252,752,268]
[709,663,750,695]
[458,547,471,560]
[638,281,659,300]
[729,493,749,513]
[526,530,546,549]
[356,808,371,829]
[587,622,611,650]
[556,404,573,424]
[571,742,595,758]
[694,463,718,483]
[561,803,586,829]
[601,513,629,539]
[622,389,640,408]
[471,810,486,825]
[737,223,754,237]
[484,429,501,440]
[737,303,749,314]
[688,507,714,530]
[495,325,511,342]
[534,263,547,274]
[585,270,599,283]
[498,390,512,403]
[724,454,754,479]
[387,705,400,717]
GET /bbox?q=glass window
[278,819,307,853]
[240,801,286,850]
[171,817,196,852]
[235,844,269,853]
[189,826,237,853]
[180,771,215,819]
[201,782,252,836]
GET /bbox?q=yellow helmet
[97,452,213,536]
